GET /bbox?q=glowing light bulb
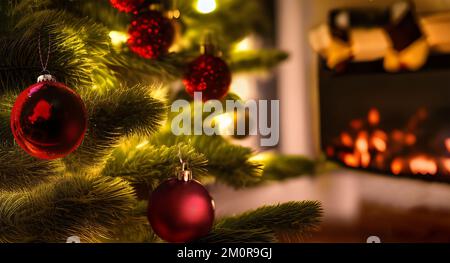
[109,31,129,46]
[213,112,234,135]
[233,37,252,52]
[196,0,217,14]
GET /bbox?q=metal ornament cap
[177,161,193,182]
[37,74,57,83]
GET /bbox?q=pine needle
[216,201,323,239]
[0,174,135,243]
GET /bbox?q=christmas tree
[0,0,322,243]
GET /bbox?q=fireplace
[319,55,450,183]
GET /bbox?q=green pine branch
[107,200,322,243]
[13,0,130,31]
[0,96,14,144]
[104,200,158,242]
[0,174,136,243]
[101,136,209,188]
[149,132,263,188]
[106,216,156,243]
[0,1,286,94]
[147,133,318,188]
[63,85,167,170]
[0,145,63,190]
[215,201,323,240]
[229,50,289,73]
[105,51,194,87]
[261,154,317,181]
[0,9,113,93]
[0,94,62,189]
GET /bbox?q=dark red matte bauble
[148,178,215,243]
[10,81,87,160]
[183,54,231,101]
[109,0,144,13]
[127,11,175,59]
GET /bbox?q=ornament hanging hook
[177,144,192,181]
[37,30,55,83]
[177,144,184,164]
[38,31,51,74]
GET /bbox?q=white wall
[277,0,317,156]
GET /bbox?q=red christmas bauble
[127,11,175,59]
[148,178,215,243]
[10,78,87,160]
[109,0,144,13]
[183,54,232,101]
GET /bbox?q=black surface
[0,243,446,262]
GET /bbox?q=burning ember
[390,158,404,175]
[368,108,380,126]
[327,108,450,177]
[443,159,450,173]
[409,156,438,175]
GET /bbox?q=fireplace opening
[319,56,450,183]
[325,107,449,177]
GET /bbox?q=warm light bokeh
[195,0,217,14]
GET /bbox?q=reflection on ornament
[11,77,87,160]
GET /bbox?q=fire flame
[391,158,404,175]
[343,153,359,167]
[329,107,447,176]
[340,132,353,147]
[443,158,450,173]
[405,133,416,146]
[409,156,438,175]
[355,132,369,153]
[368,108,380,126]
[371,130,387,152]
[361,152,371,168]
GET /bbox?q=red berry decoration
[148,163,215,243]
[109,0,144,13]
[183,54,232,101]
[127,11,175,59]
[11,75,87,160]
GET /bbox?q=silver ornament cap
[37,74,56,83]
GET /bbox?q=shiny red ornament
[10,76,87,160]
[127,11,175,59]
[109,0,144,13]
[148,178,215,243]
[183,54,231,101]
